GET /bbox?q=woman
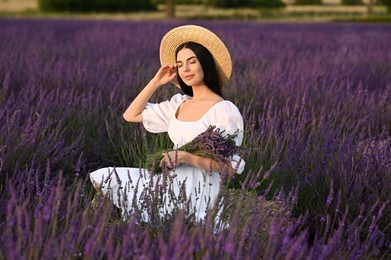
[90,25,245,223]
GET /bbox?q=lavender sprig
[145,125,240,173]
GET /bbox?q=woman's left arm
[160,151,236,175]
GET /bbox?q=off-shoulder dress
[90,93,245,222]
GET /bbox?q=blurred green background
[0,0,390,22]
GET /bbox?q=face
[176,48,205,87]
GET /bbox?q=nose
[183,63,190,72]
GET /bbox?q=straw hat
[159,25,232,87]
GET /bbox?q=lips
[184,75,194,81]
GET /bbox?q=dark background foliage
[294,0,323,5]
[380,0,391,12]
[341,0,363,5]
[38,0,157,12]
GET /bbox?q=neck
[191,84,215,100]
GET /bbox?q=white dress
[90,93,245,222]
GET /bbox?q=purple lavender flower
[145,125,240,173]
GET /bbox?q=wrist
[179,151,191,165]
[148,78,161,89]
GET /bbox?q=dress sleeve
[206,101,246,174]
[142,93,187,133]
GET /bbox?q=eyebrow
[176,56,197,63]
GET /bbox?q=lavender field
[0,18,390,259]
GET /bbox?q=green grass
[332,15,391,22]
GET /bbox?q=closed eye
[176,56,198,67]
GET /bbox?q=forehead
[176,48,196,61]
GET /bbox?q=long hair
[175,42,224,98]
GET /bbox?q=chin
[188,81,204,87]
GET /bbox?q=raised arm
[123,64,177,122]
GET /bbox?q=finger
[160,65,170,72]
[160,153,168,167]
[166,160,173,169]
[166,152,173,163]
[159,157,165,168]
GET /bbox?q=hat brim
[159,25,232,88]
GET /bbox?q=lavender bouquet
[145,125,240,173]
